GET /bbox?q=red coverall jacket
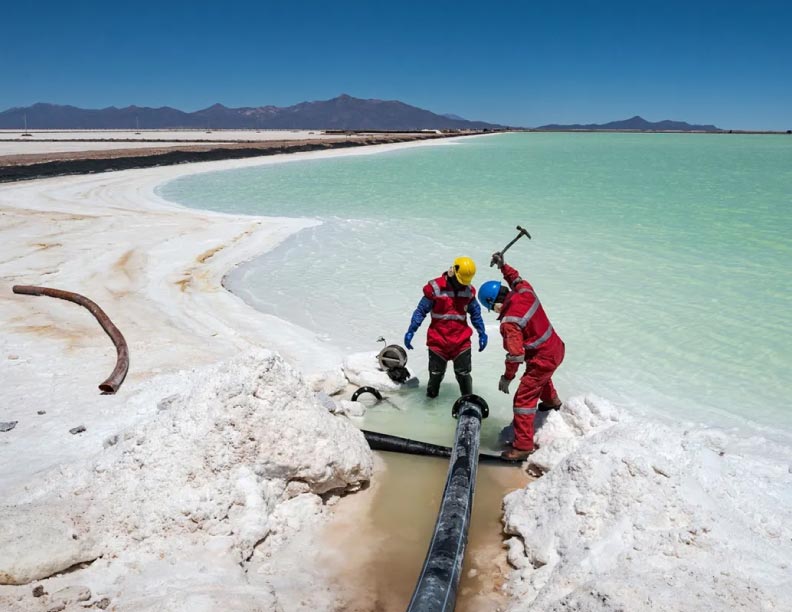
[422,273,477,361]
[499,263,565,451]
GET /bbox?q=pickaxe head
[492,225,533,266]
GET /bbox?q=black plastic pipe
[361,429,515,465]
[362,429,452,458]
[406,394,488,612]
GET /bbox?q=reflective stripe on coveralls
[431,313,468,321]
[501,287,555,352]
[501,288,539,327]
[429,279,473,299]
[513,406,538,415]
[524,325,555,350]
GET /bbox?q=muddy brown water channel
[325,451,530,611]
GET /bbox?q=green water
[160,133,792,442]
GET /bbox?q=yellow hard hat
[453,256,477,286]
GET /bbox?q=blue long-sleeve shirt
[467,298,486,336]
[407,296,433,334]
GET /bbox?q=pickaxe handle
[491,226,531,266]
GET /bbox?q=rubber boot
[538,398,563,412]
[452,348,473,396]
[455,373,473,396]
[426,371,444,398]
[427,350,448,398]
[501,446,536,461]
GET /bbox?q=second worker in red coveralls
[478,252,564,460]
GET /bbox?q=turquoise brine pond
[159,133,792,446]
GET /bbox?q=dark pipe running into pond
[362,429,516,465]
[405,394,488,612]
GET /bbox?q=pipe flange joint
[351,386,384,402]
[452,394,489,420]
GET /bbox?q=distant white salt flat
[0,129,341,155]
[0,140,233,155]
[0,129,331,141]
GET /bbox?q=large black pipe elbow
[451,394,489,420]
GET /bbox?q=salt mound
[0,510,100,586]
[306,367,348,396]
[503,395,792,611]
[528,394,622,474]
[0,349,373,599]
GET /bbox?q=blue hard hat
[478,280,503,311]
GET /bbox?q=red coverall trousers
[512,336,565,451]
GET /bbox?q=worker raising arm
[478,252,564,460]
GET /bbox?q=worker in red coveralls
[404,257,488,398]
[477,252,564,460]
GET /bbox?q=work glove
[498,375,512,394]
[490,251,505,270]
[404,331,414,350]
[478,332,488,352]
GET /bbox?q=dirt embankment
[0,132,483,182]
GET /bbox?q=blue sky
[1,0,790,130]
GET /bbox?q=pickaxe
[490,225,531,266]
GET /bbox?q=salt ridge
[0,349,373,609]
[503,395,792,610]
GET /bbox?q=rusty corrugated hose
[12,285,129,394]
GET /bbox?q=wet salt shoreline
[0,138,456,610]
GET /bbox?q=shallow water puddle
[323,451,529,611]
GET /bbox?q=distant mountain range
[0,95,505,131]
[0,99,725,133]
[536,115,721,132]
